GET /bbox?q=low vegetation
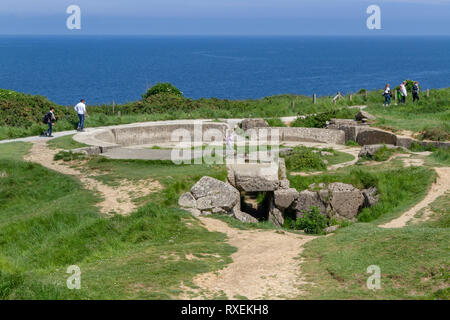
[47,134,88,150]
[284,146,354,172]
[0,142,234,299]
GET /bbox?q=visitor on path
[43,107,56,137]
[383,84,392,106]
[399,81,408,104]
[412,81,420,102]
[74,99,87,132]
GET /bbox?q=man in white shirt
[74,99,87,131]
[399,82,408,104]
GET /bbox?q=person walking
[383,83,392,106]
[399,81,408,104]
[43,107,56,137]
[412,81,420,102]
[74,99,87,131]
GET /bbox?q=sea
[0,36,449,106]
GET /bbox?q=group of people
[383,81,420,107]
[42,99,87,137]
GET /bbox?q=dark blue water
[0,36,449,105]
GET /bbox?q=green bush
[291,108,357,128]
[142,83,183,99]
[294,206,329,235]
[265,118,286,127]
[284,146,326,171]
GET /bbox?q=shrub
[284,146,326,171]
[265,118,286,127]
[294,206,329,235]
[291,108,357,128]
[142,83,183,99]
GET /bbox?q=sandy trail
[380,167,450,229]
[25,141,161,216]
[183,217,317,300]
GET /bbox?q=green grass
[0,143,234,300]
[300,223,449,299]
[419,193,450,229]
[429,148,450,166]
[47,135,88,150]
[366,88,450,140]
[0,142,31,161]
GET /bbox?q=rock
[178,192,197,208]
[362,187,380,207]
[230,163,280,192]
[274,188,299,210]
[279,179,291,190]
[227,169,236,188]
[355,110,376,122]
[190,176,240,211]
[328,183,365,220]
[234,210,259,223]
[241,118,269,131]
[269,207,285,227]
[318,189,330,203]
[324,225,339,233]
[358,144,397,158]
[279,158,287,180]
[212,207,228,215]
[185,208,201,217]
[294,190,327,218]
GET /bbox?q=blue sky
[0,0,449,35]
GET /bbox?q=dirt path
[183,217,317,300]
[380,167,450,229]
[25,141,161,216]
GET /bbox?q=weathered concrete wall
[328,119,450,149]
[74,121,228,148]
[252,127,346,145]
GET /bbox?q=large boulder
[274,188,299,210]
[189,176,240,212]
[178,192,197,208]
[293,190,327,218]
[328,183,365,220]
[241,118,269,131]
[230,163,280,192]
[355,110,376,122]
[234,209,259,223]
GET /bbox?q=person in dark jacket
[43,107,56,137]
[412,81,420,102]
